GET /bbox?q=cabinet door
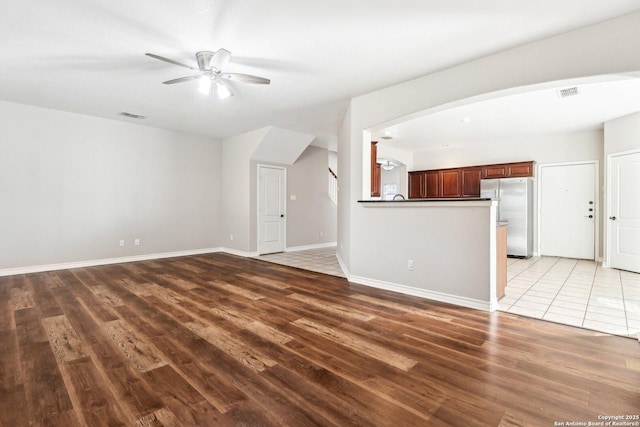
[461,168,482,197]
[440,169,461,198]
[507,161,534,177]
[482,164,507,179]
[425,171,440,198]
[408,172,424,199]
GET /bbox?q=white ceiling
[2,1,640,150]
[374,76,640,153]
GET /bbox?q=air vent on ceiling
[557,86,579,98]
[119,111,146,119]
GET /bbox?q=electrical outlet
[119,240,125,247]
[408,259,414,271]
[319,231,324,237]
[230,234,234,241]
[134,238,140,246]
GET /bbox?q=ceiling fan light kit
[146,49,269,100]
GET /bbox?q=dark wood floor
[1,253,639,426]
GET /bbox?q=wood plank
[17,341,74,425]
[210,280,265,301]
[185,321,277,372]
[288,292,376,322]
[211,305,293,345]
[142,364,232,426]
[11,287,34,311]
[102,318,167,373]
[42,314,86,363]
[291,318,417,371]
[61,356,130,426]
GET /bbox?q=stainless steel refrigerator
[480,177,533,258]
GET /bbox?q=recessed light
[461,117,471,123]
[119,111,146,119]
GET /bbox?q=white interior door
[609,151,640,273]
[540,162,596,259]
[258,165,285,255]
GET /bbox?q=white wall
[604,111,640,154]
[338,11,640,305]
[412,130,603,170]
[225,136,338,254]
[285,146,337,248]
[0,100,221,270]
[221,128,268,253]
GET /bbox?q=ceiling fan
[145,49,270,99]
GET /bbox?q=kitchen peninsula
[356,197,504,311]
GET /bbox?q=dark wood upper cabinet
[408,161,534,199]
[461,167,482,197]
[408,171,424,199]
[440,169,461,198]
[482,164,508,179]
[506,161,534,177]
[481,161,534,179]
[425,171,440,198]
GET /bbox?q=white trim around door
[606,149,640,273]
[537,161,599,261]
[257,164,287,255]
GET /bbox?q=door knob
[588,201,594,205]
[609,216,616,220]
[588,215,593,218]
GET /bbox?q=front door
[609,150,640,273]
[258,165,286,255]
[540,162,596,259]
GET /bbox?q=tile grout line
[580,262,599,329]
[540,259,581,319]
[506,257,561,313]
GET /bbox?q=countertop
[358,198,492,203]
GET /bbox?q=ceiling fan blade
[210,48,231,71]
[162,75,202,85]
[221,73,270,85]
[145,53,197,70]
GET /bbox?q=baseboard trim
[348,274,492,312]
[0,247,240,277]
[221,248,260,258]
[285,242,337,252]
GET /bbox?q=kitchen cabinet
[440,169,461,198]
[461,167,482,197]
[408,171,426,198]
[409,161,534,199]
[409,170,450,198]
[482,161,534,179]
[425,170,440,198]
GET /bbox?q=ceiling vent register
[557,86,579,98]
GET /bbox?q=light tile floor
[501,256,640,339]
[256,246,346,278]
[257,248,640,339]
